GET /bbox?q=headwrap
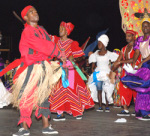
[126,30,136,35]
[141,19,150,24]
[98,34,109,47]
[113,49,120,55]
[60,21,74,35]
[21,5,33,20]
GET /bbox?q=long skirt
[49,64,94,117]
[121,60,150,115]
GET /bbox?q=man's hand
[68,55,74,62]
[61,56,67,63]
[132,62,136,69]
[113,61,121,67]
[137,62,143,69]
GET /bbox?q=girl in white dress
[89,34,118,112]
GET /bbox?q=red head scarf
[21,5,33,20]
[60,21,74,35]
[126,30,136,36]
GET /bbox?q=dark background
[0,0,127,61]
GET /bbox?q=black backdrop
[0,0,127,60]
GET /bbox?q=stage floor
[0,104,149,136]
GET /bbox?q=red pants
[119,81,137,106]
[18,96,50,128]
[16,64,51,128]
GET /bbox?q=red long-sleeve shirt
[19,25,61,65]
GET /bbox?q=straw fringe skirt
[11,61,62,109]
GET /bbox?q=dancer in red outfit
[49,21,94,121]
[112,30,141,116]
[0,6,63,136]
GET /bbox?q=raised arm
[20,27,56,56]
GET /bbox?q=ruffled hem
[18,116,32,128]
[128,67,150,81]
[50,102,94,117]
[35,106,50,119]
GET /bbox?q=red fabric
[71,41,85,58]
[126,30,136,35]
[52,36,84,58]
[49,70,94,117]
[0,59,22,77]
[18,85,35,128]
[24,23,28,28]
[121,45,141,68]
[49,36,93,117]
[19,25,60,65]
[13,64,28,82]
[60,21,74,35]
[18,85,50,127]
[21,5,33,20]
[119,74,137,106]
[11,25,61,127]
[0,25,61,77]
[119,45,141,106]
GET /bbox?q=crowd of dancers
[0,2,150,136]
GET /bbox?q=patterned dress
[49,36,94,117]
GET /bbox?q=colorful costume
[121,35,150,116]
[119,0,150,37]
[0,23,62,127]
[113,49,122,107]
[119,44,141,106]
[120,0,150,117]
[49,22,94,117]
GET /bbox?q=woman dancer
[49,21,94,121]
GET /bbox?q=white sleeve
[89,53,96,64]
[109,52,119,62]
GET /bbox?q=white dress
[88,50,118,104]
[0,80,12,108]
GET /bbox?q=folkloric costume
[88,35,119,104]
[120,0,150,118]
[121,34,150,117]
[49,21,94,117]
[112,49,122,107]
[0,6,62,127]
[119,30,141,107]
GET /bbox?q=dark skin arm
[111,52,123,72]
[132,49,140,68]
[68,55,84,62]
[92,63,96,73]
[68,55,74,62]
[112,50,134,72]
[81,67,89,77]
[74,56,84,63]
[135,52,150,69]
